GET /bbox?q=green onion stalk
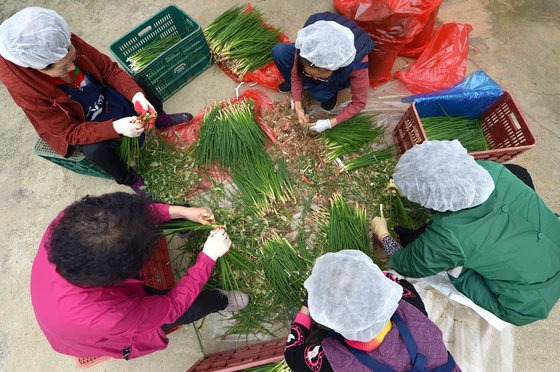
[342,147,394,172]
[127,35,181,73]
[119,136,142,168]
[321,114,382,161]
[326,194,370,254]
[261,234,310,309]
[421,116,489,152]
[204,5,281,77]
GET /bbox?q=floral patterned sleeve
[382,235,404,256]
[284,313,333,372]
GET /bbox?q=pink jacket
[30,203,216,359]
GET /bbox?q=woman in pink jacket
[30,192,248,360]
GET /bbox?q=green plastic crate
[110,5,212,101]
[34,138,112,179]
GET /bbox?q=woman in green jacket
[371,140,560,326]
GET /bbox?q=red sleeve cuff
[294,313,312,329]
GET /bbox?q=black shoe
[320,94,338,111]
[278,81,291,93]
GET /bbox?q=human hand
[183,207,215,225]
[309,119,332,133]
[113,116,144,138]
[299,305,310,317]
[294,101,309,125]
[132,92,157,128]
[202,227,231,261]
[371,217,390,239]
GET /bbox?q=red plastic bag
[399,5,440,58]
[334,0,442,88]
[215,3,290,91]
[396,23,473,94]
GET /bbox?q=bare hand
[294,101,309,125]
[184,207,215,225]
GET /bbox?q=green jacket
[390,161,560,325]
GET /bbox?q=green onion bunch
[321,114,382,161]
[205,5,281,77]
[127,35,181,73]
[261,234,310,309]
[159,220,216,236]
[343,147,394,172]
[119,136,142,168]
[194,99,293,211]
[421,116,489,152]
[325,194,370,254]
[389,191,413,229]
[244,361,290,372]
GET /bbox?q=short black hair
[47,192,159,287]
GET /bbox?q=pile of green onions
[127,35,181,73]
[326,194,370,254]
[322,114,382,161]
[205,5,281,77]
[421,116,489,152]
[342,147,394,172]
[194,99,293,211]
[261,235,309,309]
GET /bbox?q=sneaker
[278,81,291,93]
[320,94,338,111]
[218,290,249,311]
[155,112,194,130]
[130,175,153,200]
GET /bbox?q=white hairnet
[393,140,495,212]
[0,7,71,69]
[304,250,402,342]
[295,21,356,70]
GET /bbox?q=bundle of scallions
[421,116,489,152]
[342,147,394,172]
[244,361,290,372]
[126,35,181,73]
[321,114,382,161]
[119,136,142,168]
[205,5,281,77]
[194,99,293,212]
[261,235,310,309]
[325,194,370,254]
[159,220,216,236]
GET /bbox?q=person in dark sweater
[285,250,459,372]
[271,12,373,133]
[0,7,192,192]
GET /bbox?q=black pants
[76,90,165,185]
[143,286,228,331]
[396,163,535,247]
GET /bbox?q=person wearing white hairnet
[371,140,560,326]
[271,12,374,132]
[0,7,193,195]
[284,250,459,371]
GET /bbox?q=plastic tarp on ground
[307,79,412,144]
[403,70,504,119]
[407,273,514,372]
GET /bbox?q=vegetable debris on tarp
[139,93,429,337]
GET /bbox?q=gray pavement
[0,0,558,371]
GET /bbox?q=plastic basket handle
[137,25,153,39]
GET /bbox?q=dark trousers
[76,90,164,185]
[271,43,338,103]
[143,286,228,331]
[396,163,535,246]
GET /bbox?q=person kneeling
[285,250,459,371]
[30,192,248,360]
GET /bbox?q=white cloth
[0,7,71,69]
[304,250,402,342]
[393,140,495,212]
[295,21,356,70]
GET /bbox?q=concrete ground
[0,0,558,371]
